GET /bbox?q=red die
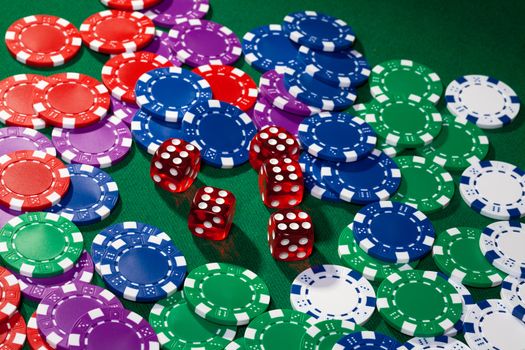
[259,157,303,209]
[188,186,236,240]
[150,138,200,193]
[268,209,314,261]
[249,126,300,171]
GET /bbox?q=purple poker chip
[144,30,182,66]
[144,0,209,28]
[111,96,138,126]
[68,307,159,349]
[51,115,133,168]
[168,19,242,67]
[0,207,20,229]
[252,97,306,137]
[14,250,94,302]
[36,282,123,350]
[259,69,320,116]
[0,126,56,157]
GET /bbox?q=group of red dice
[149,126,314,262]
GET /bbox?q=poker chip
[298,112,376,162]
[80,10,155,54]
[259,69,320,116]
[111,96,137,126]
[290,264,376,325]
[183,262,270,326]
[168,19,242,67]
[445,74,521,129]
[399,336,471,350]
[0,311,26,350]
[182,100,257,168]
[144,0,210,28]
[417,114,489,171]
[36,282,123,349]
[352,201,435,263]
[242,24,300,73]
[463,299,525,350]
[369,59,443,104]
[299,153,341,202]
[391,156,455,213]
[27,312,52,350]
[225,338,247,350]
[301,319,365,350]
[100,0,162,11]
[47,164,119,225]
[101,51,173,104]
[144,30,182,66]
[354,94,442,147]
[68,307,159,349]
[297,46,370,88]
[321,149,402,204]
[149,291,236,349]
[244,309,315,349]
[131,108,185,154]
[338,223,418,282]
[437,273,475,337]
[0,212,83,278]
[376,138,404,158]
[501,275,525,322]
[0,267,20,324]
[251,97,305,137]
[52,116,132,168]
[193,65,258,112]
[284,62,357,111]
[460,160,525,220]
[480,221,525,278]
[283,11,355,52]
[0,150,70,211]
[0,208,19,237]
[0,127,56,157]
[15,250,94,302]
[432,227,506,287]
[334,331,401,350]
[0,74,47,129]
[377,270,463,336]
[5,15,81,67]
[33,73,111,129]
[135,66,212,122]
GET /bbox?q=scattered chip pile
[0,0,523,349]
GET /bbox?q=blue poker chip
[298,111,376,163]
[182,100,257,168]
[352,201,436,263]
[283,11,355,52]
[284,62,357,111]
[135,67,212,122]
[242,24,300,73]
[297,46,370,88]
[99,232,187,302]
[47,164,118,226]
[131,108,185,155]
[334,331,401,350]
[321,149,401,204]
[299,153,341,202]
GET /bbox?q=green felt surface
[1,0,524,348]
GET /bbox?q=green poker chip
[432,227,507,287]
[183,262,270,326]
[391,155,455,213]
[338,224,418,282]
[417,114,490,171]
[376,138,404,158]
[301,319,365,350]
[353,95,442,148]
[149,291,236,350]
[0,212,83,278]
[376,270,463,337]
[244,309,315,350]
[225,338,247,350]
[369,59,443,104]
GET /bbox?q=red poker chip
[0,312,26,350]
[32,73,111,129]
[26,312,52,350]
[4,15,82,68]
[102,51,173,104]
[0,267,21,325]
[80,10,155,55]
[0,74,47,129]
[0,150,70,211]
[100,0,163,11]
[192,65,258,111]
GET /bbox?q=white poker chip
[500,275,525,322]
[398,336,471,350]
